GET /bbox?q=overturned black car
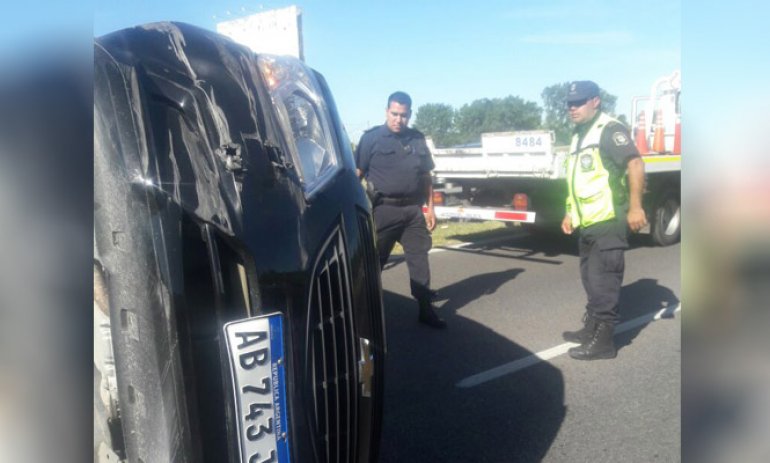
[94,23,386,463]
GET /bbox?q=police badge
[580,154,594,171]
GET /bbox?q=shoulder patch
[612,131,630,146]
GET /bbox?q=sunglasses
[567,98,589,108]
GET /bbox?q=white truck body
[426,71,682,245]
[428,130,566,181]
[428,131,679,181]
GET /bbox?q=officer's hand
[425,207,437,232]
[561,215,573,235]
[627,207,647,233]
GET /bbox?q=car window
[257,55,340,196]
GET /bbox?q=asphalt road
[377,229,681,463]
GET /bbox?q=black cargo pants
[372,203,432,302]
[578,225,627,324]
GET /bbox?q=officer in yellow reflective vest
[560,81,647,360]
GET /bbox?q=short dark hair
[387,91,412,109]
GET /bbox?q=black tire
[651,194,681,246]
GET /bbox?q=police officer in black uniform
[560,81,647,360]
[355,91,446,329]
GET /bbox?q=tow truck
[427,71,681,246]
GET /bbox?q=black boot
[568,321,617,360]
[562,313,597,344]
[418,299,447,329]
[429,289,445,302]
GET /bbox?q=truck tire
[651,194,681,246]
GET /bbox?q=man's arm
[422,172,436,232]
[626,157,647,232]
[600,122,647,232]
[415,134,437,232]
[562,198,574,235]
[354,134,370,179]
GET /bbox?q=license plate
[224,313,291,463]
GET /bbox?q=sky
[91,0,681,143]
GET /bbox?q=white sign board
[216,6,303,60]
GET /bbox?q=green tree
[454,96,542,145]
[413,103,459,147]
[541,83,618,145]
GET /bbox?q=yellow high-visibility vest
[565,113,623,228]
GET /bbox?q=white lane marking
[430,232,527,254]
[456,304,681,389]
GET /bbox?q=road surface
[378,230,680,463]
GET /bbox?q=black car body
[94,22,385,463]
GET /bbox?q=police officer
[355,91,446,329]
[560,81,647,360]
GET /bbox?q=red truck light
[432,191,445,206]
[512,193,528,210]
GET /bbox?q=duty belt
[378,196,422,207]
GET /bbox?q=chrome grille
[306,226,358,463]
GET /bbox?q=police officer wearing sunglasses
[561,81,647,359]
[355,91,446,329]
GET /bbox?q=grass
[391,220,516,255]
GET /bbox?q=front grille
[306,226,358,463]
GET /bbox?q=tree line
[413,82,620,147]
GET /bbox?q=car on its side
[94,22,386,463]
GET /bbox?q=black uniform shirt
[600,120,640,209]
[355,124,435,198]
[574,113,639,171]
[599,121,639,170]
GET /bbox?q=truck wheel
[651,194,681,246]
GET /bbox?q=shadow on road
[499,230,661,258]
[379,269,566,462]
[385,229,667,271]
[378,230,678,461]
[437,245,564,265]
[436,268,525,313]
[615,278,681,352]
